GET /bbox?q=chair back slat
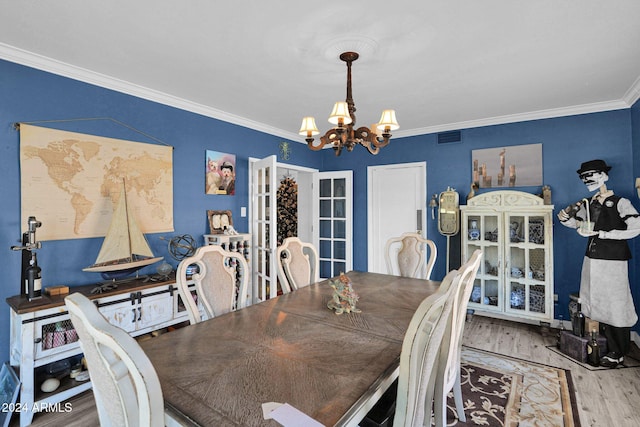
[384,232,437,280]
[65,293,164,427]
[434,249,483,426]
[394,268,461,427]
[176,245,249,324]
[276,237,319,293]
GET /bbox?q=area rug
[445,347,581,427]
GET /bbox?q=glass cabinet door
[505,214,549,317]
[465,211,503,311]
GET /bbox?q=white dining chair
[175,244,249,324]
[64,292,171,427]
[384,232,437,280]
[434,249,483,426]
[393,268,462,427]
[275,237,319,294]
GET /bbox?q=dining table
[140,270,440,427]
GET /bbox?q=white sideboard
[7,275,191,426]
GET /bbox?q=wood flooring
[12,316,640,427]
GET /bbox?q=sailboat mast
[122,179,133,262]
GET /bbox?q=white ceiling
[2,1,640,143]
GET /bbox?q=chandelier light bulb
[376,109,399,133]
[299,116,319,137]
[328,102,352,126]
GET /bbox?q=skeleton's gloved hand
[577,227,598,237]
[557,209,570,222]
[558,201,582,222]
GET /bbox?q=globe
[167,234,197,261]
[156,260,173,278]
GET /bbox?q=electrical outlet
[554,293,558,302]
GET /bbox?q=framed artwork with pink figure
[205,150,236,195]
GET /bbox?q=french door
[250,155,277,302]
[317,171,353,279]
[250,157,353,300]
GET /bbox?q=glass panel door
[317,171,352,279]
[251,156,277,302]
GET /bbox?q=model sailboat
[83,183,163,279]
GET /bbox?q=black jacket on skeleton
[577,194,633,260]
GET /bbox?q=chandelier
[299,52,399,156]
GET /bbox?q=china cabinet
[461,190,554,323]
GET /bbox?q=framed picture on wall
[205,150,236,195]
[472,143,543,188]
[208,210,233,234]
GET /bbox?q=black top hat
[576,159,611,175]
[220,161,234,171]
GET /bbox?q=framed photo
[472,143,542,188]
[0,362,20,427]
[205,150,236,195]
[208,210,233,234]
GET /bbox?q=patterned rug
[445,347,581,427]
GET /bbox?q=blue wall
[1,57,639,361]
[322,109,637,326]
[0,59,321,359]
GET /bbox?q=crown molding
[0,43,299,141]
[393,99,631,139]
[1,43,635,145]
[622,75,640,106]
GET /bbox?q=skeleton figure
[558,159,640,368]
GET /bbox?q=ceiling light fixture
[299,52,399,156]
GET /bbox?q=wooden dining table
[140,271,440,427]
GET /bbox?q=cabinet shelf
[34,374,91,402]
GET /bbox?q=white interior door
[250,155,277,302]
[367,162,427,274]
[317,171,353,279]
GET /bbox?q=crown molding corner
[622,75,640,106]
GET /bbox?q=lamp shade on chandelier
[299,52,399,156]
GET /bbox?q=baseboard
[468,309,552,327]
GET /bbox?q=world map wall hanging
[19,124,174,241]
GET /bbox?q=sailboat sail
[84,183,162,275]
